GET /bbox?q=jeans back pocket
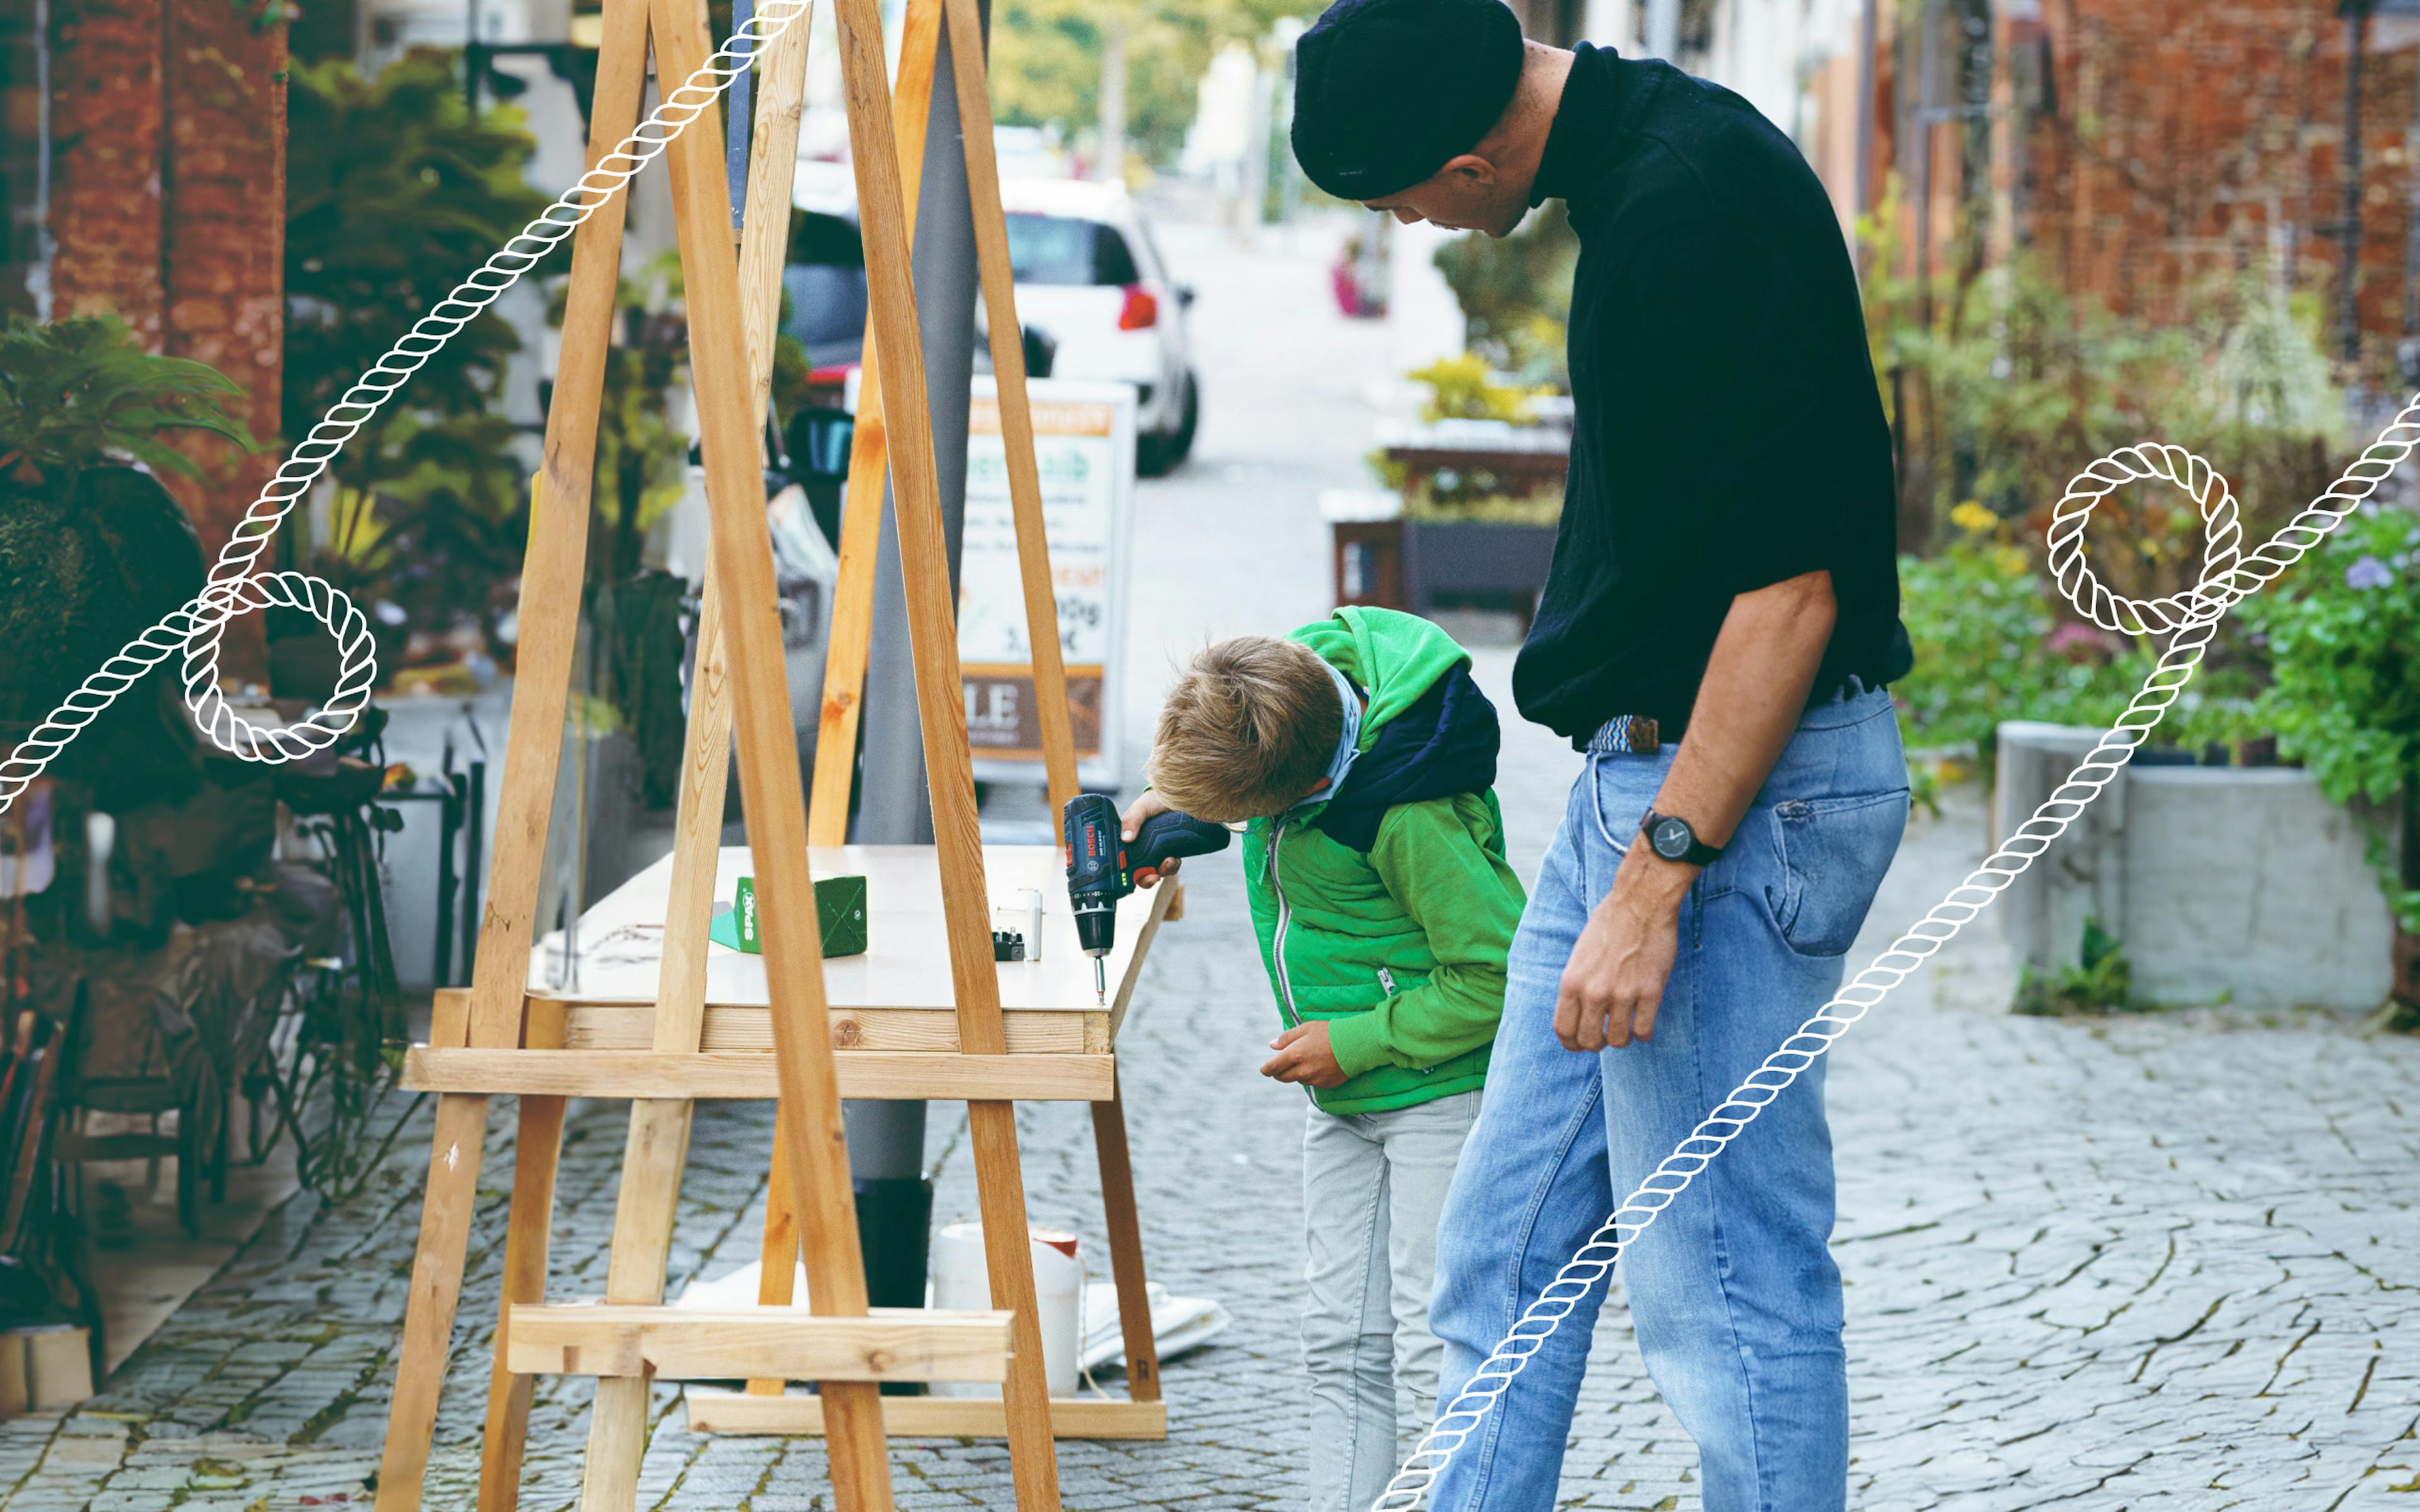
[1765,790,1911,958]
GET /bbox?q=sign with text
[957,377,1136,787]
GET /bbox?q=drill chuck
[1073,903,1119,960]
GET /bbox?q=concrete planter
[1994,721,2395,1011]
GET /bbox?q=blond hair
[1147,637,1343,823]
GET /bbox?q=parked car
[997,177,1199,475]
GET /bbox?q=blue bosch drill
[1063,793,1230,1004]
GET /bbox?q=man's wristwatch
[1639,808,1725,867]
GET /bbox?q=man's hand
[1555,846,1690,1051]
[1120,790,1180,886]
[1260,1021,1349,1088]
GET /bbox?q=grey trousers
[1301,1089,1483,1512]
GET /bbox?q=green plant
[284,52,554,649]
[1431,202,1576,387]
[0,316,248,806]
[590,261,694,589]
[1404,352,1551,427]
[1858,175,2346,573]
[2015,915,2135,1016]
[989,0,1307,169]
[2240,502,2420,932]
[1891,534,2139,765]
[0,314,256,490]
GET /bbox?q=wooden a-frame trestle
[369,0,1173,1507]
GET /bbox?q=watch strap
[1640,808,1725,866]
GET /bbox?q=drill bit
[1093,958,1107,1007]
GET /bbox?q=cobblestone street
[2,226,2415,1511]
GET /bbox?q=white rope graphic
[1368,408,2420,1510]
[5,1,2404,1495]
[0,0,815,818]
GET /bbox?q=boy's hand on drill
[1121,790,1181,886]
[1261,1021,1347,1088]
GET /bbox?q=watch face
[1651,816,1692,860]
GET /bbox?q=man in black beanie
[1291,5,1914,1511]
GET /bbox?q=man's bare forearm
[1651,571,1838,856]
[1554,570,1842,1051]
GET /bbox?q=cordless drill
[1063,792,1230,1005]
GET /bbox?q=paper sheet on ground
[673,1258,1231,1371]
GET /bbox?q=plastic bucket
[926,1221,1083,1398]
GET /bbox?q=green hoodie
[1240,607,1527,1115]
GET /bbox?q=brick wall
[2023,0,2420,359]
[49,0,285,590]
[47,0,168,345]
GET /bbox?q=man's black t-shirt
[1512,43,1913,745]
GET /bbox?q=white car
[995,178,1199,475]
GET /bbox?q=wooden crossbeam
[507,1305,1011,1382]
[551,1000,1107,1056]
[401,1048,1116,1102]
[689,1391,1168,1439]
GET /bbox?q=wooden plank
[560,1001,1099,1056]
[370,8,648,1501]
[650,0,894,1503]
[583,77,758,1482]
[402,1048,1117,1102]
[476,999,569,1512]
[509,1305,1010,1383]
[942,0,1077,819]
[1089,1072,1160,1406]
[1106,875,1177,1047]
[831,0,1060,1492]
[688,1390,1170,1440]
[805,0,943,845]
[759,0,945,1399]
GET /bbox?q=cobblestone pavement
[4,703,2415,1511]
[4,225,2417,1509]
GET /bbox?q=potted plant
[0,314,256,810]
[1369,354,1565,630]
[2239,500,2420,1026]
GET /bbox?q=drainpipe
[1856,0,1879,220]
[2341,3,2368,367]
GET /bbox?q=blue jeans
[1429,686,1909,1512]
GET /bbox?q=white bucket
[927,1222,1083,1398]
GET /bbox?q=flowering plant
[2241,502,2420,931]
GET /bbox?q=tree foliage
[1431,203,1578,387]
[284,52,554,641]
[991,0,1306,168]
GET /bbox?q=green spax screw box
[710,873,867,958]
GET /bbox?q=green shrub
[2240,501,2420,931]
[1431,203,1577,388]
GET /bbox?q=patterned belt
[1585,714,1668,756]
[1586,675,1877,758]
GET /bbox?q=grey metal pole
[858,4,980,852]
[727,0,754,232]
[849,0,987,1235]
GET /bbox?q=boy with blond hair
[1122,605,1525,1512]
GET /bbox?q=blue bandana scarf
[1286,660,1363,814]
